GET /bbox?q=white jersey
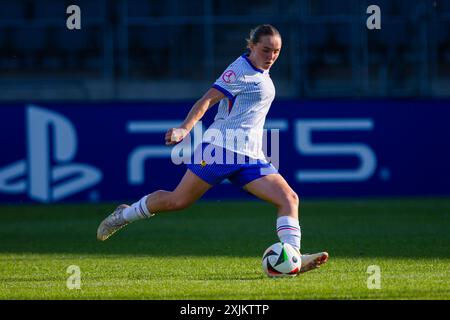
[204,54,276,160]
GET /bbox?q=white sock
[276,216,301,251]
[122,195,153,222]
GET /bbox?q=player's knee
[174,199,192,211]
[152,190,183,211]
[168,194,193,211]
[279,191,299,210]
[289,191,300,209]
[294,192,301,208]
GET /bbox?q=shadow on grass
[0,199,449,258]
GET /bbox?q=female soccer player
[97,24,328,274]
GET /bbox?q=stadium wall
[0,100,449,203]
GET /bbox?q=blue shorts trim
[186,143,278,187]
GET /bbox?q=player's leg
[243,173,299,218]
[97,169,212,241]
[242,173,301,249]
[142,168,213,214]
[242,173,328,272]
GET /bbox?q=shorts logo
[222,70,236,83]
[0,105,102,203]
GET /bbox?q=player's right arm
[165,88,225,145]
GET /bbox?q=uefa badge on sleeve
[222,70,236,83]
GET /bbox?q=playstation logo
[0,105,102,203]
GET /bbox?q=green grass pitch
[0,198,449,299]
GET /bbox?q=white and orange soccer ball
[262,242,301,277]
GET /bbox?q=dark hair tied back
[246,24,281,46]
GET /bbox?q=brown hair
[246,24,281,47]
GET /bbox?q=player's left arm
[165,88,224,145]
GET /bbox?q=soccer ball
[262,242,301,277]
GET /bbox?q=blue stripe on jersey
[212,84,234,101]
[241,54,264,73]
[228,95,237,113]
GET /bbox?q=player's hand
[165,128,188,145]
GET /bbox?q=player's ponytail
[246,24,281,49]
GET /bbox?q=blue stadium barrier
[0,100,449,204]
